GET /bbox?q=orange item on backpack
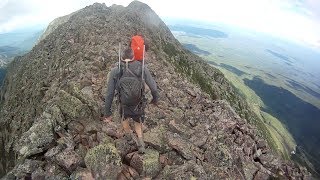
[131,35,144,61]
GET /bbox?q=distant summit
[0,1,310,179]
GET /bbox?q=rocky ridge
[0,1,311,179]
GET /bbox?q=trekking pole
[118,43,121,72]
[142,45,145,80]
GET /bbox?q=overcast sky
[0,0,319,47]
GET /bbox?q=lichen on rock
[84,142,122,179]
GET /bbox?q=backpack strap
[122,59,141,79]
[141,45,145,81]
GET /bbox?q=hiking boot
[124,133,135,145]
[137,137,145,154]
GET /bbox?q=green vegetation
[261,112,296,159]
[163,42,216,99]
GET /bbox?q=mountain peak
[0,2,311,179]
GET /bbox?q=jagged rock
[75,144,87,167]
[258,154,280,169]
[166,132,204,161]
[159,160,206,179]
[67,83,100,118]
[189,124,209,148]
[54,149,82,172]
[44,163,69,180]
[253,170,269,180]
[128,152,143,174]
[67,120,85,135]
[9,159,44,179]
[144,125,169,152]
[202,162,233,179]
[204,143,232,167]
[44,145,64,159]
[165,151,185,166]
[56,134,76,150]
[70,167,94,180]
[15,112,55,158]
[47,105,65,128]
[31,167,46,180]
[142,149,161,178]
[168,120,195,138]
[54,90,92,122]
[125,149,160,177]
[84,142,122,179]
[101,121,123,139]
[115,137,137,158]
[257,139,267,149]
[118,164,139,180]
[243,162,259,180]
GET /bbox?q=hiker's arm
[144,66,159,103]
[105,68,118,117]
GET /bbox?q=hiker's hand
[103,116,112,123]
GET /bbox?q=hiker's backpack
[131,35,144,60]
[117,61,145,106]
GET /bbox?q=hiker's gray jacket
[104,60,159,117]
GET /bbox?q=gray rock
[84,142,122,179]
[166,132,204,161]
[158,160,206,179]
[144,125,170,152]
[70,167,94,180]
[15,112,55,158]
[10,159,44,179]
[142,149,161,178]
[54,149,82,172]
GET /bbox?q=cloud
[0,0,319,47]
[0,0,33,23]
[0,0,98,33]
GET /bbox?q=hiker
[103,48,159,154]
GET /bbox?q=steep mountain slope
[0,2,310,179]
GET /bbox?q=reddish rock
[55,149,82,172]
[167,132,203,160]
[70,167,94,180]
[253,170,269,180]
[130,152,143,174]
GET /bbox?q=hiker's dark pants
[119,105,145,123]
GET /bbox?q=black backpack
[117,61,145,106]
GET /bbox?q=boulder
[118,164,139,180]
[10,159,44,179]
[44,163,69,180]
[243,162,259,180]
[144,125,169,152]
[55,90,92,122]
[143,149,161,178]
[166,132,203,161]
[115,137,137,158]
[84,142,122,179]
[253,170,269,180]
[204,143,232,167]
[54,149,82,172]
[70,167,94,180]
[31,167,46,179]
[15,112,55,158]
[128,152,143,174]
[168,120,194,138]
[159,160,206,179]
